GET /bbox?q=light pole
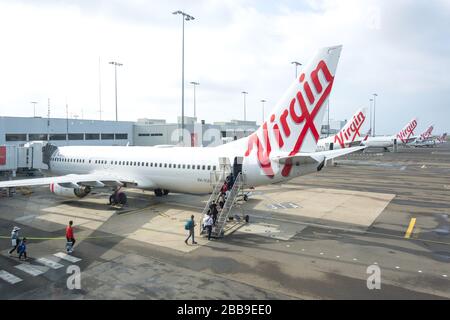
[291,61,302,78]
[372,93,378,136]
[327,100,330,137]
[173,10,195,144]
[242,91,248,121]
[109,61,123,122]
[30,101,38,117]
[260,99,266,123]
[369,98,374,136]
[190,81,199,118]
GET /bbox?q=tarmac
[0,143,449,299]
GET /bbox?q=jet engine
[50,183,91,199]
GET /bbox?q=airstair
[210,172,244,238]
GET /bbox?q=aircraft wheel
[243,194,248,201]
[154,189,163,197]
[163,189,169,196]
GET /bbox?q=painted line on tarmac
[0,234,130,240]
[404,218,417,239]
[250,214,450,246]
[36,257,64,270]
[54,252,81,263]
[15,264,46,276]
[0,270,22,284]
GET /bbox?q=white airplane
[316,107,368,151]
[436,133,447,145]
[362,118,418,151]
[0,45,364,203]
[407,125,435,147]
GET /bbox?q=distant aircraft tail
[243,45,343,177]
[360,129,371,145]
[420,125,434,140]
[333,107,368,148]
[438,133,447,143]
[396,118,418,143]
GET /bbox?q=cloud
[0,0,448,134]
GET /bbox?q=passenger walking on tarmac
[8,226,20,256]
[18,238,27,260]
[66,221,76,253]
[205,214,214,241]
[184,215,197,245]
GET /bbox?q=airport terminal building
[1,116,345,148]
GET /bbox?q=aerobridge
[0,142,47,177]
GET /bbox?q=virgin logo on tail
[334,110,366,148]
[397,119,417,143]
[362,129,371,142]
[245,60,335,177]
[420,126,433,140]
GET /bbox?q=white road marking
[443,275,448,278]
[395,266,400,269]
[336,256,340,259]
[36,257,64,269]
[373,262,378,265]
[418,270,422,273]
[15,264,46,276]
[320,252,324,255]
[14,215,37,222]
[54,252,81,263]
[353,258,358,261]
[0,270,22,284]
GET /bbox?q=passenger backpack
[184,221,191,230]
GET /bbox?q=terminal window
[101,133,115,140]
[150,133,163,136]
[50,134,67,141]
[68,134,84,140]
[138,133,150,137]
[115,133,128,140]
[29,134,48,141]
[86,133,100,140]
[5,134,27,141]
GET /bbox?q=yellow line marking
[404,218,417,239]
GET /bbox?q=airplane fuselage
[48,142,319,194]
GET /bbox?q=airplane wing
[273,146,366,165]
[0,172,138,189]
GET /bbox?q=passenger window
[164,163,167,168]
[197,165,200,170]
[182,165,186,169]
[202,165,205,170]
[169,164,172,168]
[207,165,211,171]
[159,163,162,167]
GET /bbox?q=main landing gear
[154,189,169,197]
[109,187,128,206]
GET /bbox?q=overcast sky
[0,0,449,134]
